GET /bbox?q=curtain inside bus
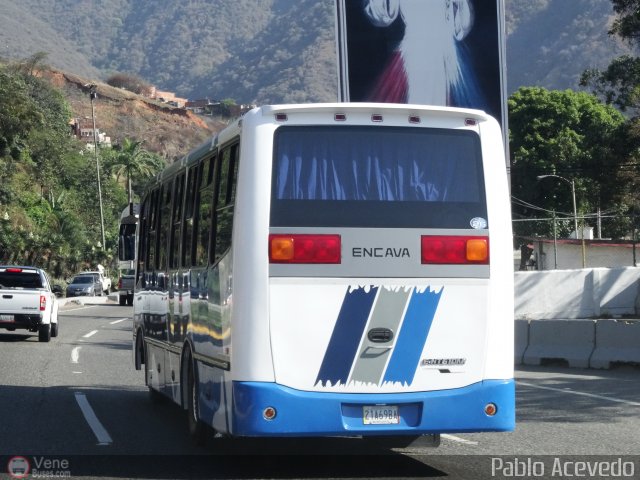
[270,126,487,229]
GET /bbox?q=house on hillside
[69,118,112,148]
[185,98,219,115]
[151,89,188,108]
[185,99,256,117]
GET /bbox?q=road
[0,303,638,479]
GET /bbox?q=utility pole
[537,174,585,268]
[88,84,106,250]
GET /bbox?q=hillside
[40,69,220,159]
[0,0,634,104]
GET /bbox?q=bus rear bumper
[231,379,514,437]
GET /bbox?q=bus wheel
[187,360,207,446]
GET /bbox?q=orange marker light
[270,236,295,262]
[466,238,488,262]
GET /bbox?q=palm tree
[109,138,163,205]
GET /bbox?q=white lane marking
[74,392,113,446]
[519,381,640,406]
[441,434,478,445]
[83,330,98,338]
[72,371,83,374]
[109,318,128,325]
[71,346,82,364]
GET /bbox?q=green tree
[579,1,640,113]
[0,59,133,275]
[509,87,629,240]
[106,138,164,205]
[579,0,640,240]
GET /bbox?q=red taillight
[6,268,23,273]
[269,234,341,264]
[40,295,46,311]
[118,278,123,289]
[421,235,489,264]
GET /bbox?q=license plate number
[0,314,15,322]
[363,405,399,425]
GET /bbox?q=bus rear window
[270,126,487,229]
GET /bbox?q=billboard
[336,0,507,132]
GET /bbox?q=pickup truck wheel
[105,288,110,295]
[127,293,134,306]
[119,295,127,306]
[51,322,59,338]
[38,324,51,342]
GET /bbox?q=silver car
[66,274,103,297]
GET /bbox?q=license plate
[363,405,399,425]
[0,314,15,322]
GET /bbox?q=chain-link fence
[513,215,640,270]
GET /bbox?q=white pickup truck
[0,266,59,342]
[81,268,112,295]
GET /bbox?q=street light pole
[537,174,585,268]
[88,84,106,250]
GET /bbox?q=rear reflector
[421,236,489,264]
[269,234,341,264]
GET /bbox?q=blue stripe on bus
[315,286,378,386]
[383,287,443,385]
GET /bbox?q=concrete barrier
[57,294,118,310]
[523,319,596,368]
[515,267,640,320]
[590,319,640,369]
[514,320,529,365]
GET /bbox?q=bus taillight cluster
[421,235,489,265]
[269,234,341,264]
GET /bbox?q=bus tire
[187,359,207,446]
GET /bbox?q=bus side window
[214,144,238,263]
[195,156,215,267]
[170,173,185,269]
[137,198,148,277]
[158,183,172,271]
[182,167,198,268]
[146,188,160,271]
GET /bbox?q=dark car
[66,274,103,297]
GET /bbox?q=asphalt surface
[0,301,638,479]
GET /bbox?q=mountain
[0,0,634,103]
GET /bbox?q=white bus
[133,103,514,445]
[117,204,139,305]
